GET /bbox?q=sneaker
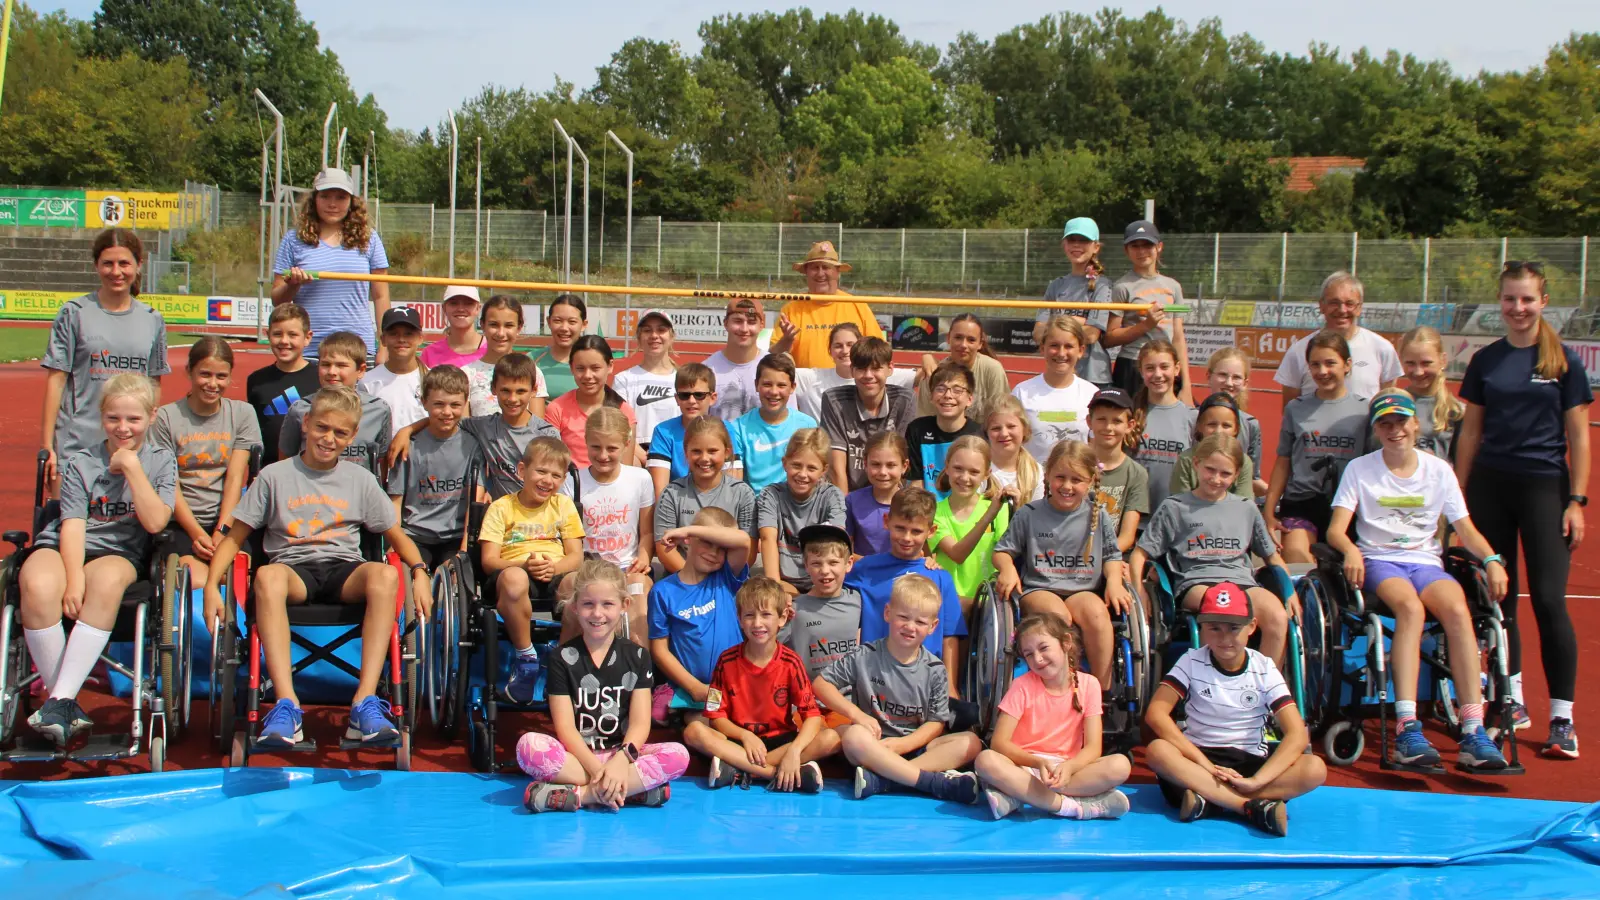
[797,761,824,794]
[651,683,673,725]
[854,766,887,800]
[707,757,741,790]
[1506,700,1532,732]
[346,696,400,744]
[1393,720,1442,767]
[1457,727,1509,771]
[1075,789,1131,820]
[940,771,982,806]
[1178,789,1209,823]
[256,698,304,749]
[27,697,92,747]
[1542,718,1579,760]
[524,782,580,813]
[985,787,1020,820]
[502,653,541,706]
[633,784,671,808]
[1244,798,1289,837]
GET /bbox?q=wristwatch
[410,562,429,576]
[1570,495,1589,508]
[622,742,640,762]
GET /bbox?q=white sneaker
[1074,789,1130,820]
[984,787,1020,820]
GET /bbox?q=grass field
[0,326,48,363]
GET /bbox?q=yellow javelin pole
[304,270,1189,313]
[0,0,15,117]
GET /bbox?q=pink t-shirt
[543,393,636,468]
[997,670,1103,758]
[420,337,488,369]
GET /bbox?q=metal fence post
[541,211,546,262]
[1277,232,1288,304]
[486,208,493,258]
[961,228,968,290]
[716,221,722,279]
[1022,228,1029,289]
[429,204,435,252]
[1351,232,1359,275]
[777,222,784,279]
[1500,236,1508,270]
[1422,237,1432,303]
[1212,233,1221,297]
[1582,236,1590,307]
[838,222,844,256]
[899,228,906,285]
[656,216,663,272]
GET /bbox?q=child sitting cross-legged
[518,559,688,813]
[1145,583,1326,837]
[479,436,586,705]
[684,576,828,792]
[814,574,984,804]
[974,613,1132,820]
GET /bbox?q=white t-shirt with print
[463,358,550,418]
[576,466,654,567]
[359,366,424,438]
[1012,374,1098,462]
[1273,326,1402,400]
[1332,450,1467,567]
[612,365,678,445]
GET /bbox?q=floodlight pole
[551,119,575,285]
[321,102,338,169]
[447,110,459,280]
[254,89,285,345]
[336,127,348,169]
[606,130,634,352]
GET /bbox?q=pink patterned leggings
[516,731,688,793]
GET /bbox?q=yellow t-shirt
[779,295,885,369]
[478,492,584,564]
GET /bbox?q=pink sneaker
[651,684,673,725]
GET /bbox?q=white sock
[515,644,538,659]
[1510,673,1525,704]
[1052,795,1082,818]
[49,624,112,701]
[1549,699,1574,722]
[24,625,67,694]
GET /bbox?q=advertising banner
[1183,326,1237,366]
[0,288,205,324]
[85,191,186,230]
[890,315,941,350]
[0,189,86,228]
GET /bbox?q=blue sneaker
[258,698,304,749]
[1457,727,1508,771]
[1393,720,1441,767]
[854,766,887,800]
[503,653,541,706]
[346,695,399,744]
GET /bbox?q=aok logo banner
[0,190,86,228]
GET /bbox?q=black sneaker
[1244,798,1289,837]
[707,757,741,789]
[797,761,824,794]
[28,697,92,747]
[940,770,982,805]
[634,784,671,808]
[1178,789,1209,823]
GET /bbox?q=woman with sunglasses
[1456,261,1590,760]
[1273,272,1402,410]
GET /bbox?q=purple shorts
[1362,559,1455,596]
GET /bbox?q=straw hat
[791,241,852,273]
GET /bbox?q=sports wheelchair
[1293,543,1523,774]
[0,451,192,771]
[964,575,1156,753]
[209,444,420,769]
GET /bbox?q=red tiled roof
[1274,156,1366,192]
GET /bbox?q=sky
[45,0,1600,131]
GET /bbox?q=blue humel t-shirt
[1461,340,1592,478]
[845,552,967,656]
[647,564,749,685]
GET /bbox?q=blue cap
[1063,217,1100,241]
[1370,393,1417,423]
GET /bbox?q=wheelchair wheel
[0,601,27,748]
[1323,719,1365,766]
[150,734,166,773]
[469,718,493,773]
[401,560,419,740]
[1295,573,1339,735]
[158,554,190,740]
[211,553,246,753]
[967,583,1015,738]
[428,558,466,740]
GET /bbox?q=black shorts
[1277,495,1336,541]
[1157,745,1269,807]
[410,538,461,571]
[483,567,559,605]
[286,559,366,605]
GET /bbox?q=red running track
[0,341,1593,799]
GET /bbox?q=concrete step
[0,259,98,274]
[0,278,97,293]
[0,247,95,262]
[0,237,98,252]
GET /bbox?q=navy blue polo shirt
[1460,339,1592,477]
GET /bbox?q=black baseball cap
[1089,387,1135,411]
[799,523,852,554]
[381,306,423,332]
[1124,220,1162,245]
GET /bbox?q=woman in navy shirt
[1456,261,1589,759]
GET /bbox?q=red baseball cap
[1196,582,1253,624]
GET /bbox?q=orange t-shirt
[997,670,1103,758]
[779,295,884,368]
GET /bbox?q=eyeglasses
[1503,260,1546,276]
[676,391,712,402]
[932,384,970,396]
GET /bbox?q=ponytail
[1536,318,1568,382]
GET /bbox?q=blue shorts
[1363,559,1455,596]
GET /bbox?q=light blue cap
[1063,217,1100,241]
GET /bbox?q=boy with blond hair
[815,574,983,803]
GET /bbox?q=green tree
[1357,113,1495,235]
[790,58,945,167]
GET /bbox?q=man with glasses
[1274,272,1402,408]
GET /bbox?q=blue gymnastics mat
[1,770,1596,899]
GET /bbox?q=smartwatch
[1570,495,1589,508]
[622,742,640,762]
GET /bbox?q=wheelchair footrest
[1458,761,1525,776]
[2,733,134,763]
[251,737,319,753]
[337,736,400,752]
[1381,759,1445,776]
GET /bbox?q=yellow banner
[0,289,206,325]
[84,191,186,229]
[1218,301,1257,326]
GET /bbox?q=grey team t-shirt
[233,456,398,567]
[460,413,561,499]
[780,588,863,680]
[38,442,178,559]
[1039,273,1113,384]
[386,428,480,543]
[1136,401,1197,515]
[1278,393,1370,501]
[278,393,393,472]
[1111,272,1185,361]
[1095,456,1150,532]
[756,481,847,590]
[1411,394,1455,462]
[151,398,262,528]
[42,294,171,458]
[1240,410,1264,484]
[1138,492,1276,593]
[653,475,758,541]
[994,499,1122,594]
[818,638,953,737]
